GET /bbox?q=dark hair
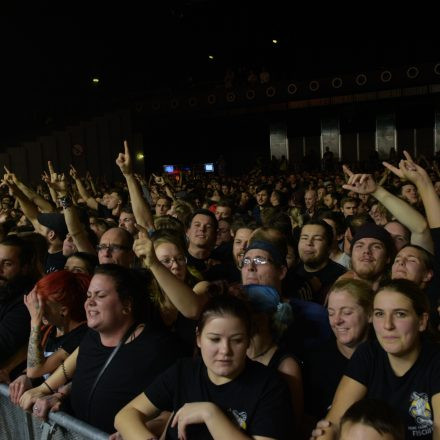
[68,252,99,274]
[231,218,258,236]
[398,244,434,272]
[301,219,334,246]
[108,187,127,205]
[120,204,134,215]
[156,195,173,205]
[216,199,234,210]
[318,210,346,237]
[93,264,152,323]
[36,270,91,322]
[261,209,293,239]
[255,184,272,195]
[187,209,218,230]
[1,235,35,267]
[376,279,430,319]
[197,294,252,339]
[340,196,359,208]
[340,399,405,440]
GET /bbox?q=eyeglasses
[159,256,187,267]
[96,244,130,253]
[240,256,273,268]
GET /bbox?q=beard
[0,275,35,303]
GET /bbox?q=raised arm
[70,165,98,211]
[46,170,96,255]
[384,151,440,229]
[85,171,97,196]
[343,165,433,253]
[133,225,208,319]
[116,141,154,231]
[7,166,55,214]
[2,172,45,234]
[24,287,70,379]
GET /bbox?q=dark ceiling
[0,5,438,143]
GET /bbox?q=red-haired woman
[9,270,91,404]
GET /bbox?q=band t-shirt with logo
[345,339,440,440]
[145,356,293,439]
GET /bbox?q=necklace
[250,344,274,360]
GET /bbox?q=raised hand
[342,164,377,194]
[24,287,45,326]
[69,164,78,180]
[383,150,430,185]
[152,173,165,186]
[115,140,132,175]
[3,166,17,185]
[132,224,157,268]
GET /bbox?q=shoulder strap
[86,321,140,421]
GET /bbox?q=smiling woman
[311,279,440,440]
[304,279,373,421]
[115,295,294,440]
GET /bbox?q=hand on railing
[9,374,32,405]
[31,393,64,420]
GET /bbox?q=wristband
[58,195,73,209]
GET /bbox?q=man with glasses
[241,239,287,293]
[97,228,135,268]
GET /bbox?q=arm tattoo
[27,326,45,369]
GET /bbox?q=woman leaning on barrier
[19,264,184,435]
[9,270,90,405]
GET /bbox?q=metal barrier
[0,384,109,440]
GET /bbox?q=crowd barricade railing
[0,383,109,440]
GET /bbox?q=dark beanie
[244,240,287,266]
[351,223,394,257]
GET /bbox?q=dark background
[0,6,438,175]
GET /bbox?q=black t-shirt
[96,203,115,220]
[45,251,67,273]
[70,327,184,434]
[427,228,440,327]
[295,260,347,304]
[145,356,294,440]
[303,338,349,419]
[186,253,211,275]
[45,323,88,355]
[345,339,440,440]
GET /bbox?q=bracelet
[58,195,73,209]
[61,362,70,382]
[43,381,55,394]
